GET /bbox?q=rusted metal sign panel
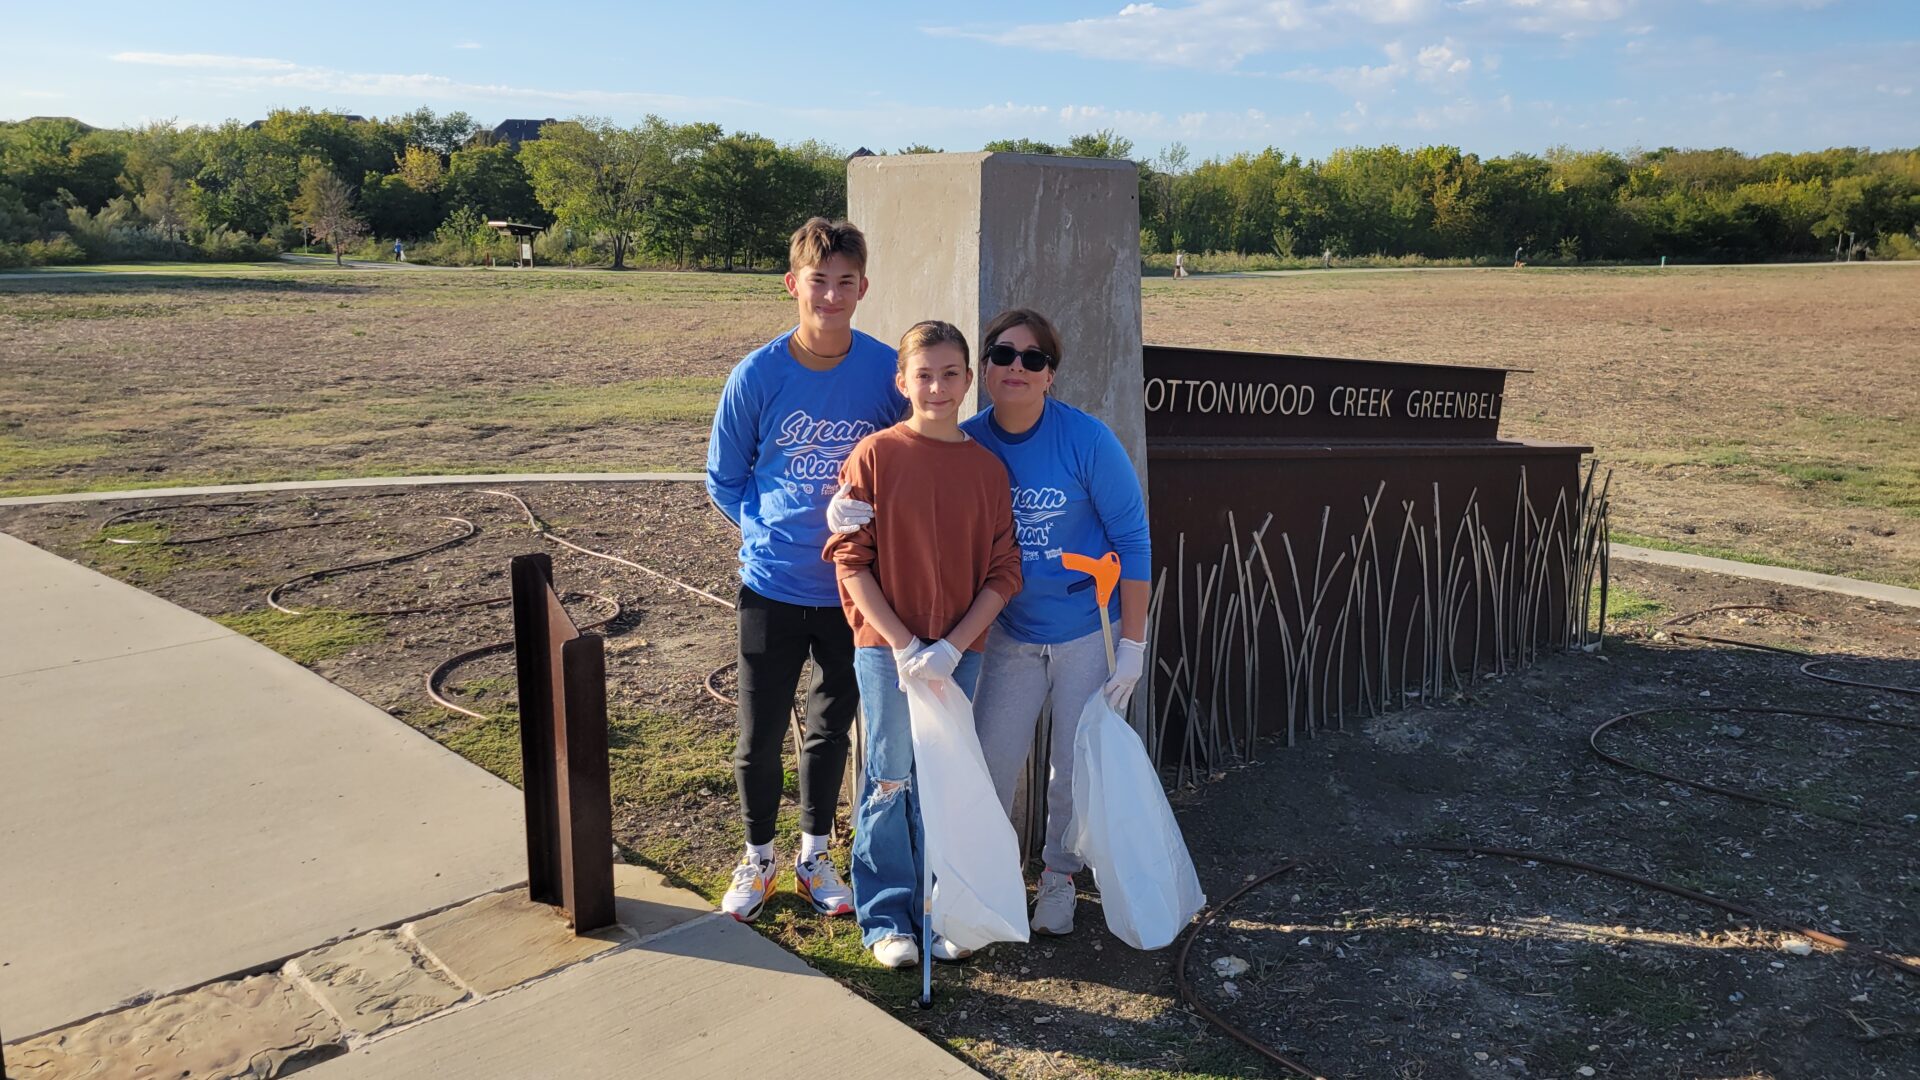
[1144,345,1511,443]
[1136,346,1605,784]
[511,553,615,934]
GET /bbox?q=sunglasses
[984,342,1054,372]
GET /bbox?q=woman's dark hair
[980,308,1063,370]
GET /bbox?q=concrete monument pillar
[849,152,1149,860]
[847,152,1147,484]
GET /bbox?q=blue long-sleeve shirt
[961,398,1151,644]
[706,329,907,607]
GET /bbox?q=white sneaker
[1031,869,1076,935]
[872,933,919,969]
[795,854,853,916]
[719,855,777,923]
[930,934,973,962]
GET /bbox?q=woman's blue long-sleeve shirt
[961,398,1151,644]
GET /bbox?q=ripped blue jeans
[850,645,982,947]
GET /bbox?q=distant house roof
[848,147,875,159]
[489,119,559,148]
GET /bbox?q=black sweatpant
[734,584,860,847]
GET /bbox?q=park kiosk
[487,220,543,267]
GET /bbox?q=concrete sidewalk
[0,530,527,1039]
[0,530,980,1078]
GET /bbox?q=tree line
[2,108,1915,269]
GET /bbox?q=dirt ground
[2,263,1917,585]
[3,481,1915,1079]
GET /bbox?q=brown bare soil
[3,263,1917,585]
[2,483,1915,1079]
[1144,265,1920,588]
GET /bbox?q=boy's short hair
[981,308,1064,369]
[789,217,867,275]
[897,320,970,373]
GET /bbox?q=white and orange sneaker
[795,853,854,916]
[721,854,777,922]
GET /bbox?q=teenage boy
[705,217,907,922]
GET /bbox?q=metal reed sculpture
[1137,463,1612,787]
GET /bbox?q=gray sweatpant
[972,625,1110,874]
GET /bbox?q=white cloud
[1280,37,1472,95]
[927,0,1634,70]
[454,41,483,50]
[111,51,298,71]
[1416,41,1472,77]
[927,1,1320,70]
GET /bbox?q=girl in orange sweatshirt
[822,320,1021,969]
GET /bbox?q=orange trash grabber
[1060,550,1122,672]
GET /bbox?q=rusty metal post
[511,553,561,907]
[511,552,616,933]
[555,623,614,932]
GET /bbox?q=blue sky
[4,1,1915,160]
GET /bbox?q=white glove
[1102,638,1147,711]
[890,637,925,691]
[902,638,962,684]
[826,483,873,535]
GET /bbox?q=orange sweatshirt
[823,424,1022,651]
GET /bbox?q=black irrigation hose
[1663,604,1920,697]
[473,489,746,710]
[1802,658,1920,697]
[100,500,351,545]
[93,490,739,715]
[425,591,621,721]
[1592,705,1919,833]
[705,659,740,707]
[1412,844,1920,980]
[267,515,482,614]
[1174,844,1920,1080]
[478,488,737,611]
[1589,605,1920,832]
[1176,602,1920,1076]
[1172,860,1325,1080]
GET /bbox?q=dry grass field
[3,264,1917,1078]
[2,261,1916,587]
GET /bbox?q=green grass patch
[0,261,297,276]
[0,433,119,478]
[0,458,697,499]
[239,377,726,442]
[612,710,736,802]
[81,520,184,581]
[1610,530,1826,575]
[495,377,727,429]
[1595,584,1667,623]
[1,301,183,322]
[213,609,384,665]
[441,709,524,785]
[1612,529,1920,590]
[1764,458,1920,514]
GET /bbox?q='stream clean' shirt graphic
[706,329,906,608]
[775,409,875,494]
[1010,485,1069,552]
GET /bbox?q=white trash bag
[1068,692,1206,950]
[903,675,1030,951]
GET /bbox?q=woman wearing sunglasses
[828,308,1150,937]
